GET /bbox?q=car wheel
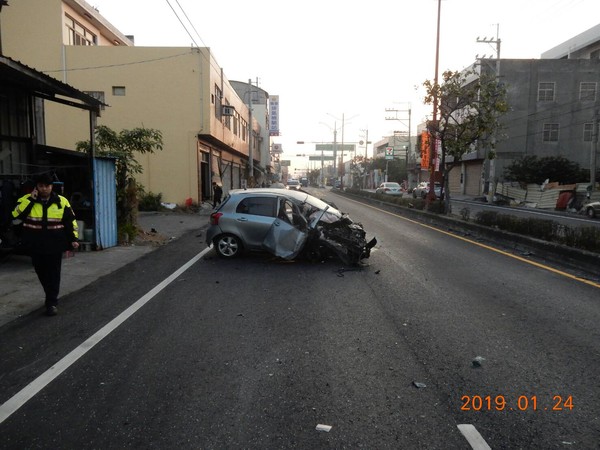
[214,234,242,258]
[587,207,596,218]
[412,191,417,199]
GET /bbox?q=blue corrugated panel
[93,158,117,249]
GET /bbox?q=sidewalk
[0,205,213,327]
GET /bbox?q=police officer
[12,173,79,316]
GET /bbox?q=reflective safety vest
[12,192,78,254]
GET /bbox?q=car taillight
[210,212,223,225]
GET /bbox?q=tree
[369,156,406,184]
[76,125,163,229]
[348,155,371,188]
[503,155,589,185]
[423,69,508,212]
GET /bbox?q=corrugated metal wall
[93,158,117,249]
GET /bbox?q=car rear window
[236,197,277,217]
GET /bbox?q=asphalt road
[0,190,599,449]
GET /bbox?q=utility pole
[385,104,412,186]
[360,128,369,189]
[591,112,599,192]
[247,78,254,187]
[476,25,502,200]
[361,129,369,159]
[0,1,9,55]
[427,0,442,205]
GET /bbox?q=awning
[0,55,106,112]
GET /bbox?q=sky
[91,0,600,173]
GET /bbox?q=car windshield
[299,193,342,218]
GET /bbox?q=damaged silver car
[206,189,376,265]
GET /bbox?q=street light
[325,113,358,187]
[243,78,255,187]
[297,140,329,187]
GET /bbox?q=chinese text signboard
[269,95,279,136]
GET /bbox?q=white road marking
[458,424,492,449]
[0,247,211,425]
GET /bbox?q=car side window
[277,199,292,223]
[236,197,277,217]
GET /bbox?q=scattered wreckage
[206,188,376,265]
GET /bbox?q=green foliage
[474,210,600,252]
[343,189,600,253]
[368,157,407,183]
[503,155,589,184]
[76,125,163,227]
[423,69,508,164]
[459,207,471,221]
[426,200,446,214]
[118,222,138,244]
[423,69,508,213]
[138,190,163,211]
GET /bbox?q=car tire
[587,207,596,218]
[214,234,242,258]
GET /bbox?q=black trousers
[31,253,63,307]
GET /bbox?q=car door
[263,198,308,259]
[232,196,278,250]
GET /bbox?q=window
[580,82,597,101]
[584,123,594,142]
[65,14,97,46]
[236,197,276,217]
[84,91,105,110]
[223,101,231,129]
[542,123,559,142]
[591,49,600,59]
[112,86,126,96]
[538,82,555,102]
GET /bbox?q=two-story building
[440,23,600,197]
[2,0,273,204]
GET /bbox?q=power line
[42,50,194,73]
[165,0,199,48]
[174,0,207,48]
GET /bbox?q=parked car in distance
[206,189,376,265]
[413,181,441,199]
[286,179,301,190]
[375,182,402,195]
[582,201,599,218]
[334,180,342,189]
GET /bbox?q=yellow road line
[349,198,600,289]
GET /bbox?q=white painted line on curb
[457,424,492,450]
[0,247,212,425]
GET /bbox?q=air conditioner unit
[222,105,235,116]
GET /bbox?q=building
[1,0,274,204]
[442,24,600,197]
[0,55,117,249]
